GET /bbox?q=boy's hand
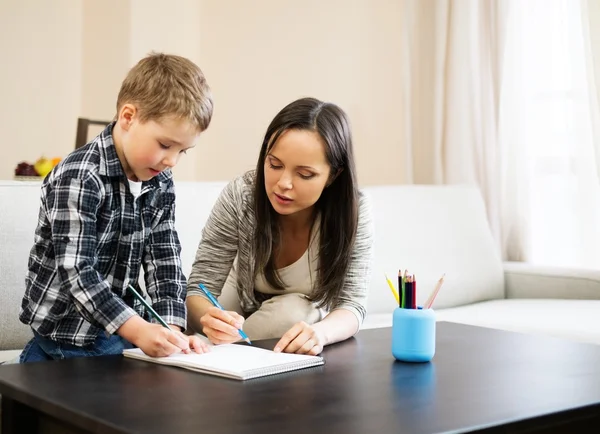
[199,306,245,345]
[139,323,188,357]
[187,334,211,354]
[168,325,211,354]
[118,316,209,357]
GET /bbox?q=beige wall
[129,0,204,181]
[1,0,83,180]
[81,1,130,120]
[197,0,407,185]
[1,0,407,185]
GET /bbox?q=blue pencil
[198,283,252,344]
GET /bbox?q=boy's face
[115,104,200,182]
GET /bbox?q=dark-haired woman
[186,97,373,355]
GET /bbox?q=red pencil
[412,274,417,309]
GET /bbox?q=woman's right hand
[200,306,246,344]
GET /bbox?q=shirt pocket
[141,202,165,233]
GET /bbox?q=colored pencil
[385,273,400,306]
[424,274,445,309]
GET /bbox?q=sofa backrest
[0,180,228,351]
[173,182,505,316]
[173,181,229,278]
[360,184,504,315]
[0,180,504,350]
[0,181,41,350]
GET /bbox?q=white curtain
[405,0,600,267]
[404,0,518,259]
[501,0,600,267]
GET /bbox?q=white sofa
[2,180,600,363]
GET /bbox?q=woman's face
[264,129,332,217]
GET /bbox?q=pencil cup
[392,307,436,362]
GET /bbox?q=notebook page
[123,344,323,378]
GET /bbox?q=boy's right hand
[118,316,193,357]
[134,323,194,357]
[200,306,245,345]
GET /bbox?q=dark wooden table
[1,322,600,434]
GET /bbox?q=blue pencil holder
[392,307,436,362]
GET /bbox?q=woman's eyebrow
[268,153,317,171]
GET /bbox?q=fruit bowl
[14,157,62,180]
[14,175,44,181]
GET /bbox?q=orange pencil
[424,274,445,309]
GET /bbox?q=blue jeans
[19,330,134,363]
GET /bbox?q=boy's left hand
[169,325,210,354]
[186,334,211,354]
[274,321,324,355]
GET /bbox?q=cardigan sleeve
[331,192,374,325]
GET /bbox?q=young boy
[19,52,213,362]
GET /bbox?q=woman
[186,97,373,355]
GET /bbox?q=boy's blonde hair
[116,52,213,132]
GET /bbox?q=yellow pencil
[384,273,400,305]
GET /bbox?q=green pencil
[401,270,406,309]
[127,285,171,330]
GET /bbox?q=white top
[254,246,318,295]
[128,179,143,199]
[222,218,320,297]
[256,216,320,295]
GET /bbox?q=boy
[19,53,213,362]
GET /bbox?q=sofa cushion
[436,299,600,345]
[363,299,600,345]
[0,350,22,364]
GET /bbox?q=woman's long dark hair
[253,97,359,310]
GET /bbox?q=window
[508,0,600,267]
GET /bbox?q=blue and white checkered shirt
[19,123,187,346]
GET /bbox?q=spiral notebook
[122,344,325,381]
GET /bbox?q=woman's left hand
[274,321,325,355]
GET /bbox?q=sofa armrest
[503,261,600,300]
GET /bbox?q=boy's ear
[327,168,343,187]
[118,104,137,131]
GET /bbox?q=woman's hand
[274,321,325,355]
[200,306,246,345]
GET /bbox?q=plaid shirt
[19,123,187,346]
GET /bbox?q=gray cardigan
[187,171,374,324]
